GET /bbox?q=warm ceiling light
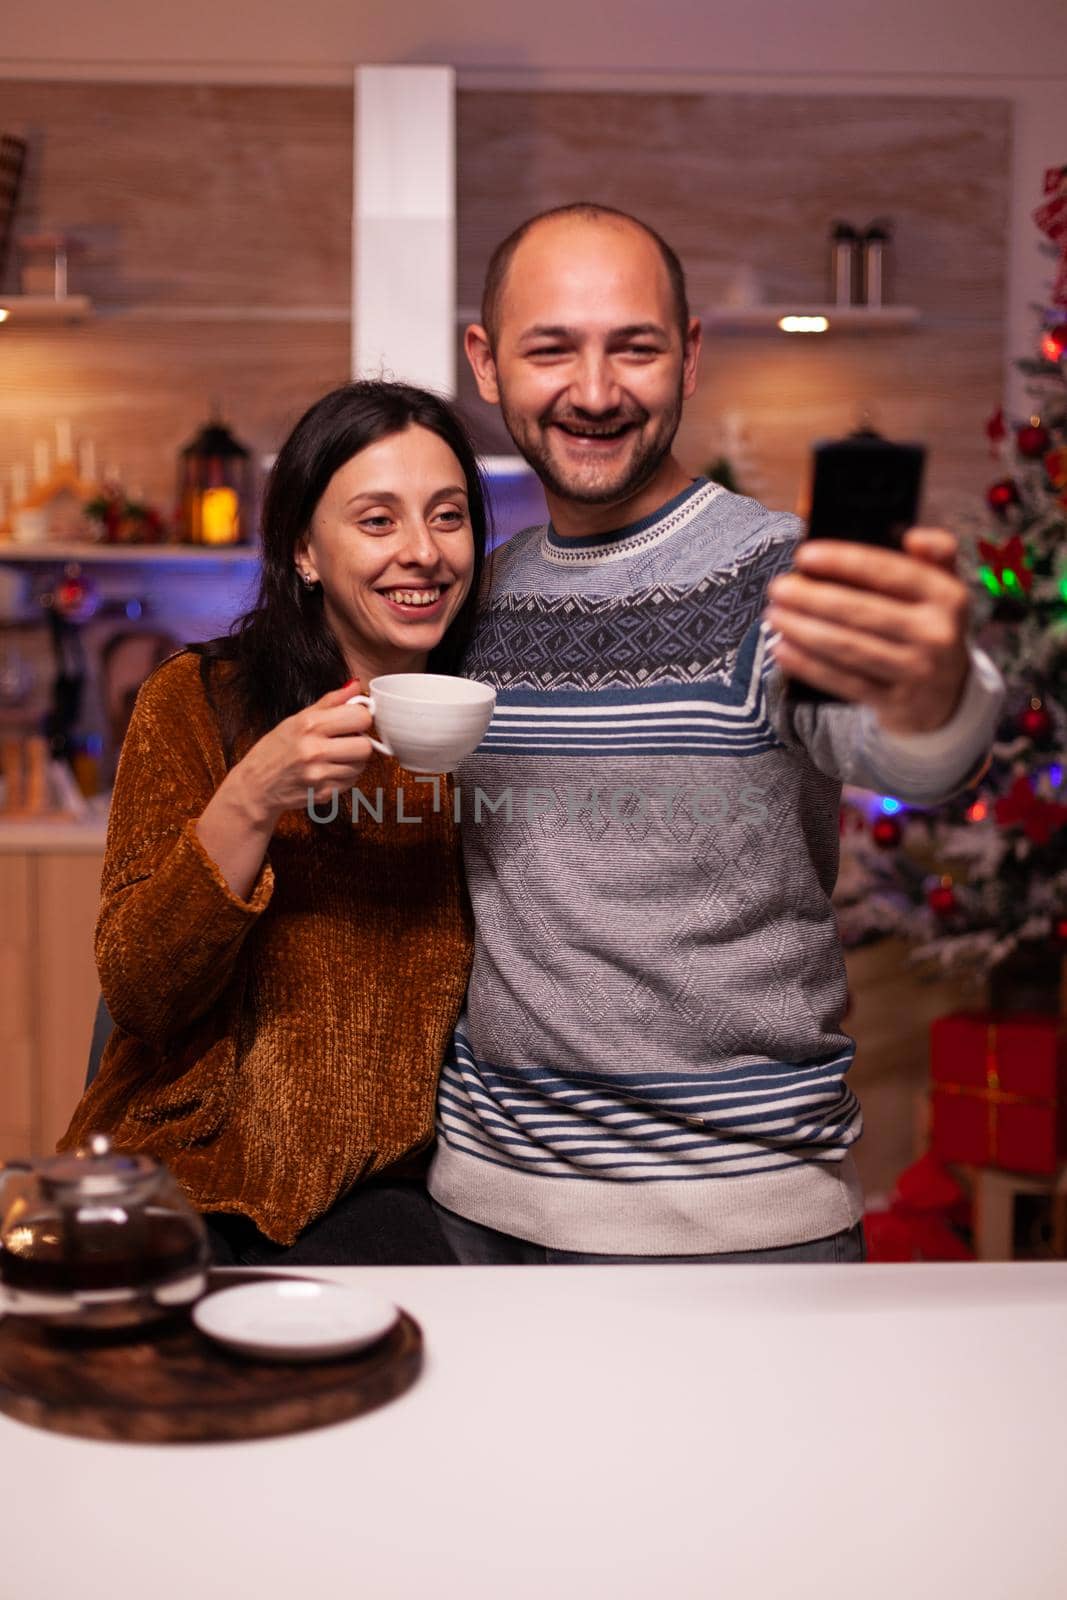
[778,314,829,334]
[0,309,9,323]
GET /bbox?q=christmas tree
[833,166,1067,987]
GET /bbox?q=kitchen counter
[0,806,108,852]
[0,823,105,1157]
[2,1261,1065,1600]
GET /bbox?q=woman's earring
[299,570,316,590]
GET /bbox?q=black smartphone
[787,428,927,703]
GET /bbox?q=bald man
[427,203,1004,1264]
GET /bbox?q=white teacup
[347,673,496,774]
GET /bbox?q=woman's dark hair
[190,381,491,763]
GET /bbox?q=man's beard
[497,384,684,508]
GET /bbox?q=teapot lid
[37,1134,160,1200]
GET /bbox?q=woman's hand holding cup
[229,681,380,824]
[196,682,379,900]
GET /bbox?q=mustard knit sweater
[59,652,473,1245]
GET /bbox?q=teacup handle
[345,693,394,759]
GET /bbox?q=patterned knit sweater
[60,652,473,1245]
[428,478,1004,1253]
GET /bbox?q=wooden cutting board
[0,1271,422,1444]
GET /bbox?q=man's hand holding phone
[765,530,972,735]
[765,430,972,737]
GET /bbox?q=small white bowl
[192,1279,399,1362]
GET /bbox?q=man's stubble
[496,379,685,509]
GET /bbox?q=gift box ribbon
[934,1023,1057,1162]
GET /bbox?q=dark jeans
[203,1179,458,1267]
[433,1202,867,1265]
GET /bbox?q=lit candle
[11,464,27,505]
[78,440,97,484]
[200,486,240,544]
[55,419,73,463]
[33,440,50,484]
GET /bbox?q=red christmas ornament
[871,815,902,849]
[986,478,1020,514]
[927,881,957,917]
[985,407,1007,446]
[1040,323,1067,363]
[1054,917,1067,945]
[994,774,1067,845]
[1018,700,1053,742]
[1017,421,1052,459]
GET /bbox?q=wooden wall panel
[458,91,1010,319]
[0,81,352,513]
[456,90,1010,518]
[1,83,352,310]
[677,326,1005,526]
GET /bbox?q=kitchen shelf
[0,294,92,326]
[701,305,920,334]
[0,542,260,565]
[455,305,920,335]
[0,464,531,570]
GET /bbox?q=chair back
[86,993,114,1087]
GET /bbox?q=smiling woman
[296,428,476,678]
[57,382,491,1268]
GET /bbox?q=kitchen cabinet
[0,825,104,1159]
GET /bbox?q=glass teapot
[0,1134,210,1329]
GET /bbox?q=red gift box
[929,1011,1067,1176]
[863,1154,975,1262]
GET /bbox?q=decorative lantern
[178,413,253,545]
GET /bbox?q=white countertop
[2,1262,1066,1600]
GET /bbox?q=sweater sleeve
[95,656,274,1048]
[765,632,1005,805]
